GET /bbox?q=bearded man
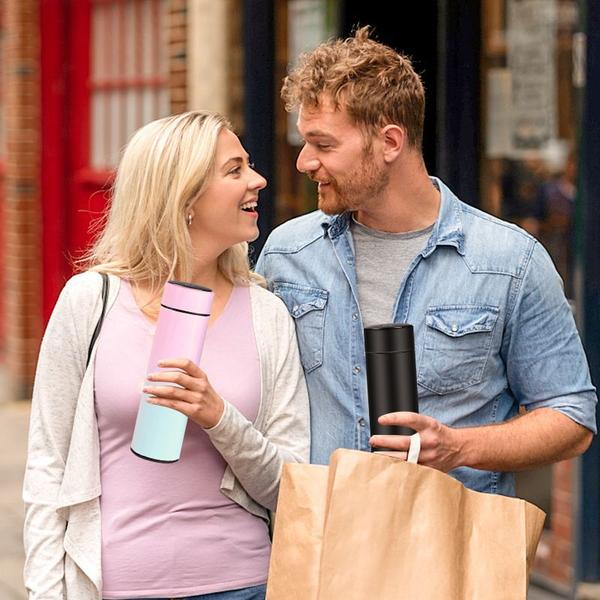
[255,27,596,495]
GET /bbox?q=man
[255,27,596,495]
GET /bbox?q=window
[482,0,581,298]
[90,0,169,169]
[274,0,340,224]
[482,0,583,586]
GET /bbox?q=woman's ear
[380,125,406,163]
[186,207,196,227]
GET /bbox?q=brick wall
[169,0,187,114]
[2,0,41,401]
[533,458,575,592]
[0,0,6,362]
[0,0,187,403]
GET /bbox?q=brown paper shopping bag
[267,449,545,600]
[267,464,329,600]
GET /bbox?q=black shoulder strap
[86,272,110,368]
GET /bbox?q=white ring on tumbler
[407,432,421,464]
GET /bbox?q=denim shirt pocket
[272,282,328,373]
[418,305,500,394]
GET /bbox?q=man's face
[296,96,388,215]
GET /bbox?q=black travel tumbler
[364,323,419,436]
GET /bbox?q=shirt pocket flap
[426,305,500,338]
[272,283,328,318]
[271,282,328,373]
[290,297,327,318]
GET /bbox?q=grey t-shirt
[350,216,434,328]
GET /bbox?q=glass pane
[141,0,153,78]
[91,91,106,169]
[124,0,136,79]
[158,87,169,118]
[90,0,170,168]
[141,87,154,126]
[125,88,138,147]
[287,0,332,146]
[507,0,558,151]
[482,0,580,298]
[109,2,120,79]
[158,0,169,76]
[109,89,121,166]
[91,3,106,80]
[482,3,582,586]
[274,0,340,224]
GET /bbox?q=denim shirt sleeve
[254,248,267,281]
[502,241,597,433]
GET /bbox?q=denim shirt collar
[320,177,465,257]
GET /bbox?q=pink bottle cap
[161,280,214,315]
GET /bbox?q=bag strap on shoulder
[86,272,110,368]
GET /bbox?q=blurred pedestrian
[500,158,547,236]
[538,151,577,297]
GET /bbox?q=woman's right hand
[144,358,225,429]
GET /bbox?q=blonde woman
[23,111,310,600]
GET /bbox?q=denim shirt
[256,178,597,495]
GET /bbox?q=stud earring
[187,213,193,227]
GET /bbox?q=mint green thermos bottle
[131,280,214,462]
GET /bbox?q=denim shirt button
[358,417,367,427]
[451,323,458,332]
[352,313,358,321]
[353,365,361,374]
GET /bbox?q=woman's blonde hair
[80,110,264,292]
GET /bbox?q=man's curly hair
[281,26,425,150]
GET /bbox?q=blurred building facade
[0,0,598,596]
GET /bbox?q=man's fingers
[378,411,429,430]
[369,434,411,451]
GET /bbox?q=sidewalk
[0,400,29,600]
[0,399,568,600]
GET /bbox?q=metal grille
[90,0,169,169]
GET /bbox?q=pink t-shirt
[94,282,270,599]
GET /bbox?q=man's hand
[369,412,462,472]
[369,408,593,473]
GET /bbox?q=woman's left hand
[143,358,224,429]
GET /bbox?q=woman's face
[189,128,267,255]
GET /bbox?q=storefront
[243,0,600,594]
[0,0,597,592]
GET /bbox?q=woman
[23,111,310,600]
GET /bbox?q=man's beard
[317,153,389,216]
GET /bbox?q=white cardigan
[23,272,310,599]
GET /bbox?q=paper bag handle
[407,432,421,464]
